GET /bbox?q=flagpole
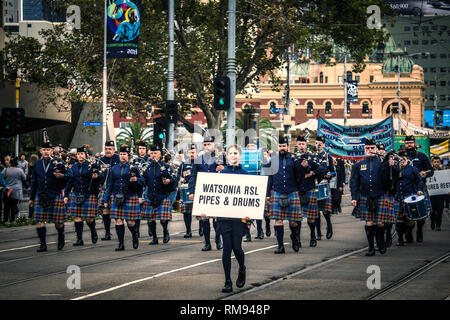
[167,0,175,151]
[102,0,107,147]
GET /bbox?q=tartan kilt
[142,198,172,221]
[317,196,332,213]
[271,191,302,221]
[301,190,319,220]
[34,194,67,224]
[111,194,141,221]
[181,201,193,215]
[264,190,273,217]
[68,194,98,218]
[98,188,111,215]
[353,194,395,223]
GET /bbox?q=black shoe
[243,235,252,242]
[290,233,299,252]
[163,232,170,244]
[115,242,125,251]
[316,233,322,241]
[236,268,246,288]
[216,238,223,250]
[379,246,387,254]
[149,238,159,245]
[202,244,212,251]
[91,230,98,244]
[222,280,233,293]
[265,226,271,237]
[101,234,111,241]
[310,237,317,247]
[36,243,47,252]
[132,233,139,249]
[326,226,333,239]
[436,227,441,231]
[365,249,376,256]
[184,232,192,238]
[274,246,285,254]
[57,234,65,250]
[73,239,84,246]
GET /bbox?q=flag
[106,0,142,59]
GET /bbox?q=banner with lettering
[394,135,430,158]
[192,172,268,220]
[346,80,358,102]
[106,0,142,59]
[426,170,450,196]
[317,116,394,160]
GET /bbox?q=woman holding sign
[216,144,250,293]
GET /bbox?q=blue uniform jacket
[407,149,434,183]
[350,156,388,200]
[267,152,307,197]
[64,161,104,197]
[298,153,327,193]
[396,164,423,200]
[142,160,177,202]
[30,157,72,200]
[104,162,143,202]
[189,152,224,194]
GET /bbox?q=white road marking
[71,243,279,300]
[0,241,69,253]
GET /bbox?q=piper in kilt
[179,144,197,238]
[314,136,335,241]
[30,140,72,252]
[104,145,142,251]
[403,135,434,243]
[131,140,150,238]
[392,149,424,246]
[350,139,392,256]
[99,140,121,241]
[266,136,306,254]
[64,145,104,246]
[296,136,327,248]
[188,135,225,252]
[141,144,177,245]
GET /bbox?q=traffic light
[0,108,23,137]
[213,76,230,110]
[166,100,178,124]
[153,117,167,148]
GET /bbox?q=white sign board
[426,169,450,196]
[192,172,268,220]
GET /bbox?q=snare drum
[241,148,262,175]
[180,184,192,204]
[315,182,330,201]
[403,194,429,221]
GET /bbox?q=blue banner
[106,0,142,59]
[317,116,394,160]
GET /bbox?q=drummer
[314,136,335,241]
[180,144,197,238]
[403,135,434,243]
[393,149,424,246]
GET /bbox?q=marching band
[27,131,441,292]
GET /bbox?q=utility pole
[102,0,107,147]
[343,53,347,126]
[15,78,20,157]
[167,0,175,151]
[433,72,438,131]
[284,46,291,135]
[397,54,402,135]
[226,0,236,147]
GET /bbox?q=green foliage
[2,0,392,135]
[116,122,152,150]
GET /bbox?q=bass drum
[403,194,429,221]
[240,148,262,175]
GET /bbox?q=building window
[346,71,352,81]
[346,103,351,114]
[422,40,429,45]
[404,40,411,46]
[423,68,428,72]
[441,25,448,31]
[430,68,436,73]
[422,52,429,58]
[325,76,328,83]
[429,95,435,101]
[404,26,411,31]
[307,102,314,114]
[386,104,406,115]
[355,76,360,83]
[422,26,429,31]
[440,53,447,59]
[362,102,370,114]
[325,102,332,114]
[320,72,323,84]
[430,54,436,59]
[412,40,419,45]
[440,95,446,101]
[413,26,419,31]
[440,68,446,73]
[431,25,438,31]
[370,75,374,83]
[120,122,130,129]
[431,39,437,45]
[338,76,343,84]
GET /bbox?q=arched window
[325,102,332,114]
[386,103,406,115]
[362,102,370,114]
[307,102,314,114]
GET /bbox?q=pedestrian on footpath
[2,157,27,224]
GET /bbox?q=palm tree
[116,122,152,151]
